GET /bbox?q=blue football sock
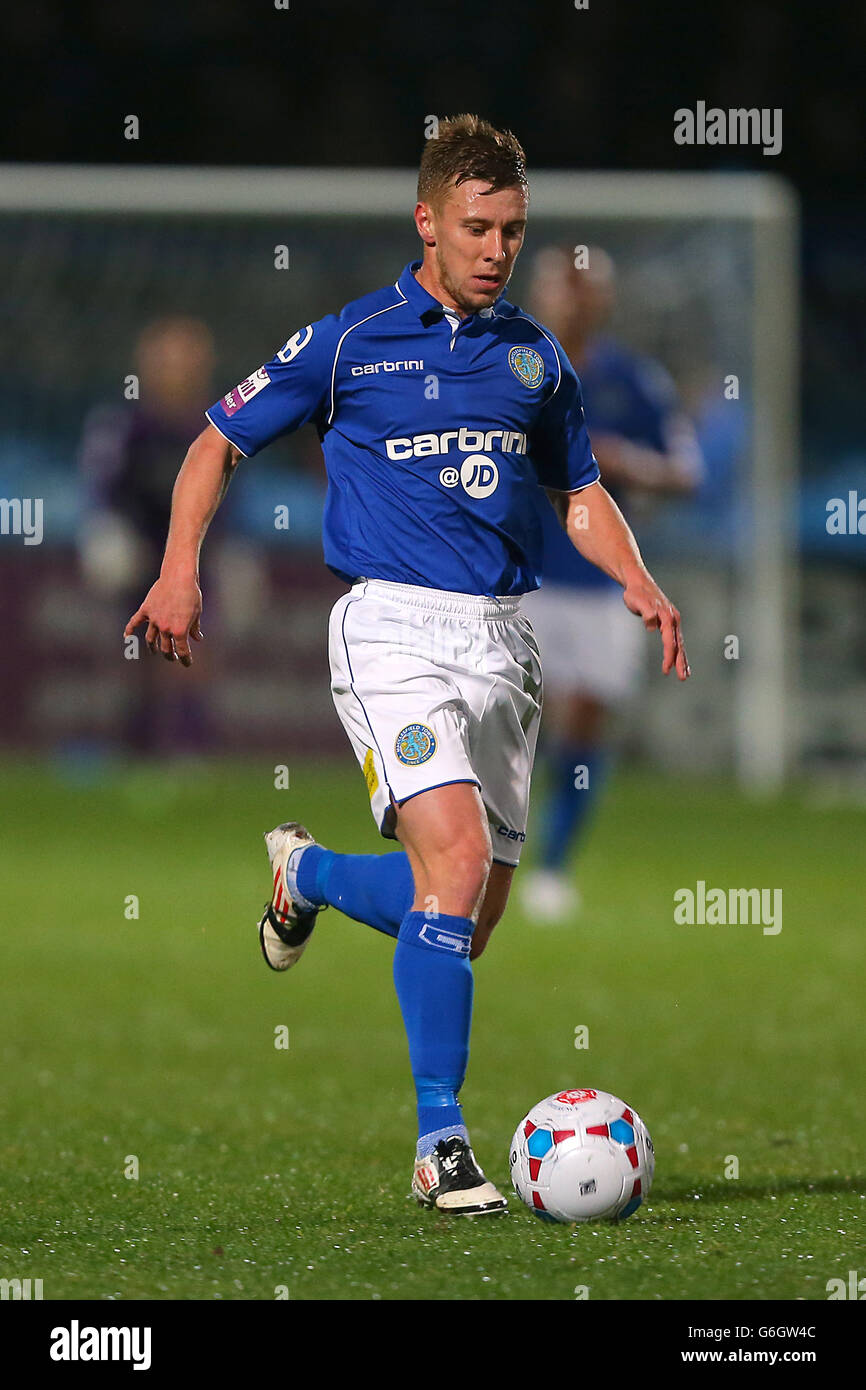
[392,909,474,1157]
[538,744,608,870]
[295,846,414,939]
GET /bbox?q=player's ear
[414,200,437,247]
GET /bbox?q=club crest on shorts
[395,723,437,766]
[508,345,545,389]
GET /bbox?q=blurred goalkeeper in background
[521,248,703,921]
[79,317,217,754]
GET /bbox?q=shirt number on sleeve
[277,325,313,363]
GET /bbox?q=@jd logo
[508,345,545,389]
[439,455,499,498]
[395,723,437,766]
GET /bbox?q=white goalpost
[0,164,799,789]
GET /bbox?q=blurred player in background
[80,317,217,754]
[521,247,703,920]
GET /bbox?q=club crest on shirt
[508,345,545,389]
[395,723,437,766]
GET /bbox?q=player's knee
[469,922,493,960]
[427,838,491,917]
[470,896,506,959]
[478,896,505,936]
[454,838,493,903]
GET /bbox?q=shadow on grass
[654,1174,864,1206]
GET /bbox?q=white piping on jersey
[205,409,249,458]
[327,287,408,426]
[442,307,460,350]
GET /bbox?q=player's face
[415,180,528,316]
[136,318,215,408]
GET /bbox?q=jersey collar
[397,260,498,327]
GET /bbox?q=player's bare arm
[548,482,690,680]
[124,423,241,664]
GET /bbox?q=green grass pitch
[0,755,863,1301]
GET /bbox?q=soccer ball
[509,1087,654,1223]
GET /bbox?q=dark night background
[3,0,864,464]
[3,1,862,190]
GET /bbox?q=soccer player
[81,316,218,755]
[125,116,689,1216]
[521,247,704,919]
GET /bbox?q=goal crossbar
[0,164,799,790]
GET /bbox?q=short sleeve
[530,355,601,493]
[205,316,339,458]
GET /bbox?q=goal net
[0,165,798,788]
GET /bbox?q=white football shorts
[520,582,644,703]
[328,578,543,867]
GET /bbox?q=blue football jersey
[537,338,680,590]
[206,260,599,596]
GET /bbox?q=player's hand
[621,569,690,681]
[124,575,203,666]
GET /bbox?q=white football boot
[258,822,324,972]
[519,868,582,923]
[412,1136,508,1216]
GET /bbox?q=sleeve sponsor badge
[221,366,271,416]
